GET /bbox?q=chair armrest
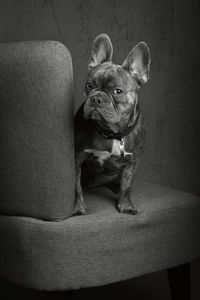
[0,41,74,220]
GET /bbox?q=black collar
[95,104,140,140]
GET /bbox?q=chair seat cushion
[0,181,200,290]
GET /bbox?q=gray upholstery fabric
[0,41,74,220]
[0,181,199,291]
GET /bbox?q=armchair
[0,41,199,299]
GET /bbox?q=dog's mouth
[84,105,101,120]
[90,109,102,120]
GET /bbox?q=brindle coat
[74,34,150,215]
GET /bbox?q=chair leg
[167,262,191,300]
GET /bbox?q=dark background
[0,0,199,299]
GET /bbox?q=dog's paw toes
[73,200,87,216]
[73,206,87,216]
[73,209,87,216]
[118,203,138,215]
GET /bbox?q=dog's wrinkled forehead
[88,62,138,91]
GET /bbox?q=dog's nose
[90,96,103,105]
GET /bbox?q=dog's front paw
[118,200,138,215]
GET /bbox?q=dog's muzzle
[84,91,117,122]
[89,91,111,107]
[90,94,103,106]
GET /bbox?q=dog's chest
[84,139,132,167]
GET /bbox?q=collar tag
[119,138,125,153]
[111,138,132,157]
[120,138,133,157]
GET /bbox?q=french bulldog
[74,34,151,215]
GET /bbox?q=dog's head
[83,34,151,136]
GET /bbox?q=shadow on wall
[0,0,199,195]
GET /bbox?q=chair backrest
[0,41,75,220]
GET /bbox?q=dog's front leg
[118,161,138,215]
[74,152,87,215]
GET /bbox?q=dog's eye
[86,82,93,90]
[113,89,124,95]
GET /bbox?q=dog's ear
[88,34,113,70]
[122,42,151,85]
